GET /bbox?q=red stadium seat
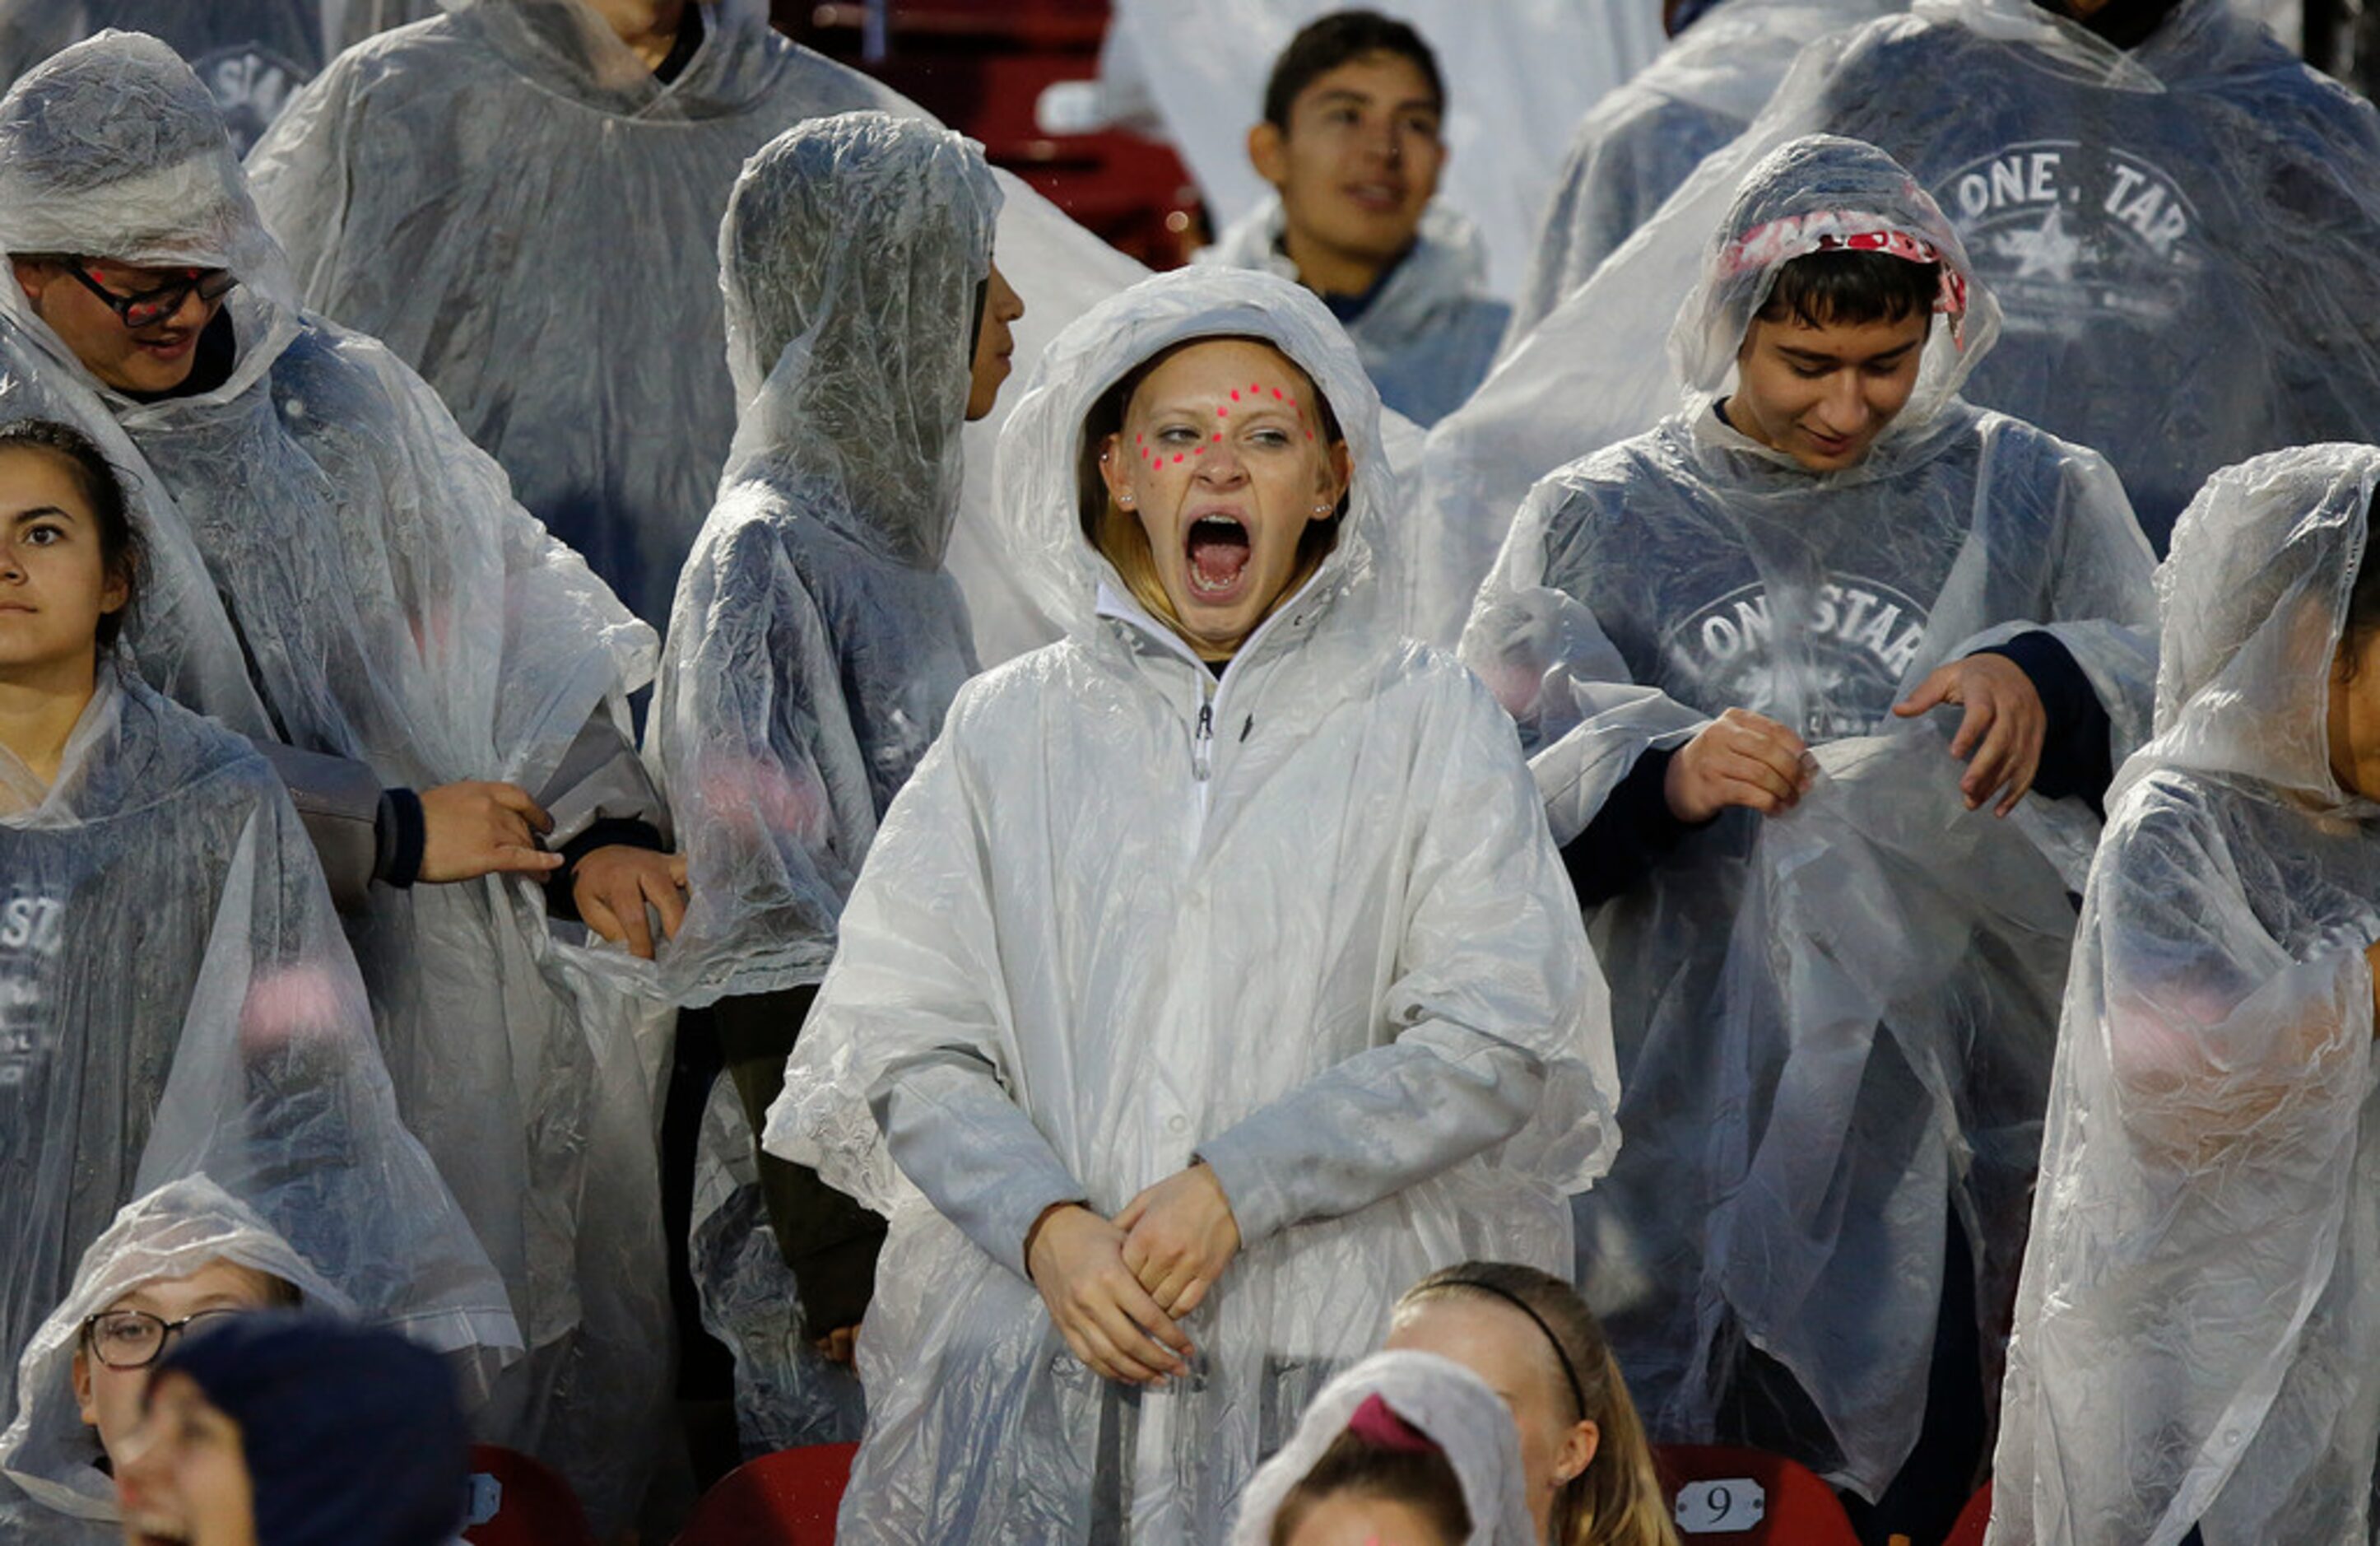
[1942,1482,1993,1546]
[675,1442,859,1546]
[1655,1444,1861,1545]
[460,1444,597,1546]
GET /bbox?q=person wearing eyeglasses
[0,34,672,1533]
[3,1179,509,1544]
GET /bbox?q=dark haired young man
[1201,10,1507,426]
[1461,137,2155,1545]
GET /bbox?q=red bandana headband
[1720,208,1971,348]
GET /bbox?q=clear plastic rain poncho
[1505,0,1902,345]
[1425,0,2380,598]
[0,34,666,1533]
[1099,0,1666,301]
[243,0,901,625]
[649,109,998,1008]
[762,266,1620,1542]
[0,0,437,154]
[1227,1350,1536,1546]
[1458,136,2159,1497]
[3,1173,510,1539]
[1201,198,1509,429]
[1989,445,2380,1546]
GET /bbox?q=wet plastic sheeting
[1992,445,2380,1546]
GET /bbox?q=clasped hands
[416,780,687,958]
[1665,654,2048,824]
[1024,1162,1242,1386]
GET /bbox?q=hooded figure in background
[1504,0,1902,347]
[1991,446,2380,1546]
[0,0,436,154]
[762,267,1618,1542]
[650,109,1005,1429]
[1425,0,2380,618]
[1202,200,1506,431]
[3,1177,508,1540]
[242,0,901,626]
[0,35,671,1532]
[1227,1351,1537,1546]
[1459,136,2156,1518]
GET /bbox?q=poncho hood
[993,264,1393,640]
[2,1178,355,1522]
[1672,132,1997,438]
[718,109,1001,567]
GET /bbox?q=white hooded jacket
[763,267,1617,1542]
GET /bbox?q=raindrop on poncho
[650,108,998,1009]
[0,678,518,1535]
[1458,134,2158,1498]
[1991,444,2380,1546]
[1425,0,2380,615]
[1098,0,1666,301]
[0,33,666,1532]
[0,0,436,153]
[762,266,1620,1542]
[243,0,904,625]
[1504,0,1902,345]
[1200,198,1509,428]
[3,1173,509,1540]
[1227,1350,1536,1546]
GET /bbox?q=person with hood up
[0,2,438,155]
[0,35,674,1533]
[1198,11,1508,429]
[0,412,514,1534]
[1422,0,2380,618]
[1230,1350,1538,1546]
[1504,0,1901,348]
[2,1178,512,1544]
[1459,136,2156,1541]
[1989,445,2380,1545]
[114,1316,470,1546]
[650,109,1019,1392]
[239,0,904,626]
[761,266,1618,1542]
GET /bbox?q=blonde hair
[1398,1262,1679,1546]
[1075,336,1346,659]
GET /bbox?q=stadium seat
[1943,1482,1992,1546]
[460,1444,598,1546]
[1656,1444,1862,1545]
[675,1442,859,1546]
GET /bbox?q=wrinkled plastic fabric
[1990,445,2380,1546]
[1101,0,1666,300]
[649,110,997,1008]
[1426,133,2007,644]
[1226,1351,1536,1546]
[690,1075,865,1455]
[763,267,1620,1542]
[1506,0,1903,345]
[1457,136,2157,1496]
[1427,0,2380,589]
[243,0,903,625]
[0,0,436,153]
[0,685,520,1525]
[0,33,666,1533]
[4,1173,509,1531]
[1200,197,1508,429]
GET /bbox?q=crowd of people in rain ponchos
[7,0,2380,1544]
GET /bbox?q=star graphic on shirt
[2000,203,2082,282]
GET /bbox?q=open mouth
[1185,514,1253,600]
